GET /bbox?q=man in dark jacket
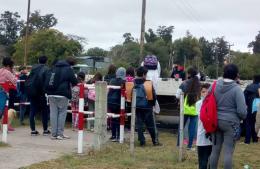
[135,66,161,146]
[46,57,78,140]
[29,55,50,136]
[243,75,260,144]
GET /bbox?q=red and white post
[77,83,85,154]
[119,85,126,144]
[2,99,8,143]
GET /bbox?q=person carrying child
[196,83,212,169]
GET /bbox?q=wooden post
[119,85,126,143]
[139,0,146,63]
[77,83,85,154]
[178,92,184,162]
[130,89,136,157]
[94,82,107,150]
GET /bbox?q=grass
[25,132,260,169]
[0,142,9,148]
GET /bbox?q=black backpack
[25,66,45,98]
[43,67,61,94]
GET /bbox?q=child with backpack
[108,67,126,142]
[71,72,87,130]
[134,66,161,146]
[196,83,212,169]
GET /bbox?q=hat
[116,67,126,80]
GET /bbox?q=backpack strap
[144,81,153,100]
[212,81,217,94]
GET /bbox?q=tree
[123,33,134,44]
[145,28,158,43]
[86,47,107,57]
[20,10,57,36]
[0,11,23,46]
[248,31,260,54]
[156,25,174,44]
[13,29,83,65]
[213,37,229,68]
[199,37,214,66]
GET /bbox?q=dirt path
[0,127,96,169]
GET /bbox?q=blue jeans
[244,112,258,143]
[30,95,49,131]
[0,89,7,118]
[178,115,198,148]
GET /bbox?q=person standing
[104,64,116,83]
[27,55,50,136]
[196,83,212,169]
[243,75,260,144]
[45,57,78,140]
[177,67,201,150]
[210,64,247,169]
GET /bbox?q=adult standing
[177,67,200,150]
[104,64,116,83]
[210,64,247,169]
[27,55,50,136]
[45,57,78,140]
[243,75,260,144]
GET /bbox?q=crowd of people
[0,54,259,169]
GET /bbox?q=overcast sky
[1,0,259,52]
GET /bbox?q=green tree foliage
[0,11,23,54]
[213,37,229,68]
[86,47,108,57]
[13,29,83,65]
[156,26,174,44]
[248,31,260,54]
[145,28,158,43]
[123,33,134,44]
[173,32,201,65]
[199,37,214,66]
[20,10,58,36]
[233,52,260,80]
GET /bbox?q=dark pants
[19,94,27,123]
[111,118,120,139]
[29,95,49,131]
[198,145,212,169]
[136,110,158,145]
[244,112,258,143]
[8,89,17,109]
[177,115,198,148]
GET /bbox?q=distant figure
[170,64,179,78]
[17,66,28,125]
[210,64,247,169]
[108,67,126,142]
[104,64,116,83]
[125,67,135,129]
[243,74,260,144]
[141,55,161,92]
[87,72,102,84]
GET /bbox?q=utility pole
[139,0,146,64]
[24,0,31,66]
[228,43,234,63]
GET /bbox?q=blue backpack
[135,83,149,109]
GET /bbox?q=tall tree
[145,28,158,43]
[0,11,23,46]
[20,10,57,36]
[156,25,174,44]
[86,47,107,57]
[199,37,214,65]
[248,31,260,54]
[213,37,229,67]
[13,29,82,65]
[123,33,134,44]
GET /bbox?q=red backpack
[200,81,217,134]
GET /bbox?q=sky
[1,0,259,52]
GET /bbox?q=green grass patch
[0,142,10,148]
[25,132,260,169]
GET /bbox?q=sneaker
[56,136,64,140]
[43,130,51,136]
[50,135,57,140]
[187,147,196,151]
[61,134,70,139]
[31,131,39,136]
[153,142,163,146]
[140,142,146,147]
[110,136,116,140]
[8,126,15,131]
[111,138,118,142]
[183,139,188,145]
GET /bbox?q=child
[196,83,212,169]
[71,72,86,130]
[108,67,126,142]
[17,66,28,125]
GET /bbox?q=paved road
[0,127,97,169]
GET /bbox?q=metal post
[139,0,146,63]
[178,92,184,162]
[77,83,85,154]
[119,85,126,143]
[94,82,107,150]
[130,89,136,157]
[24,0,31,66]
